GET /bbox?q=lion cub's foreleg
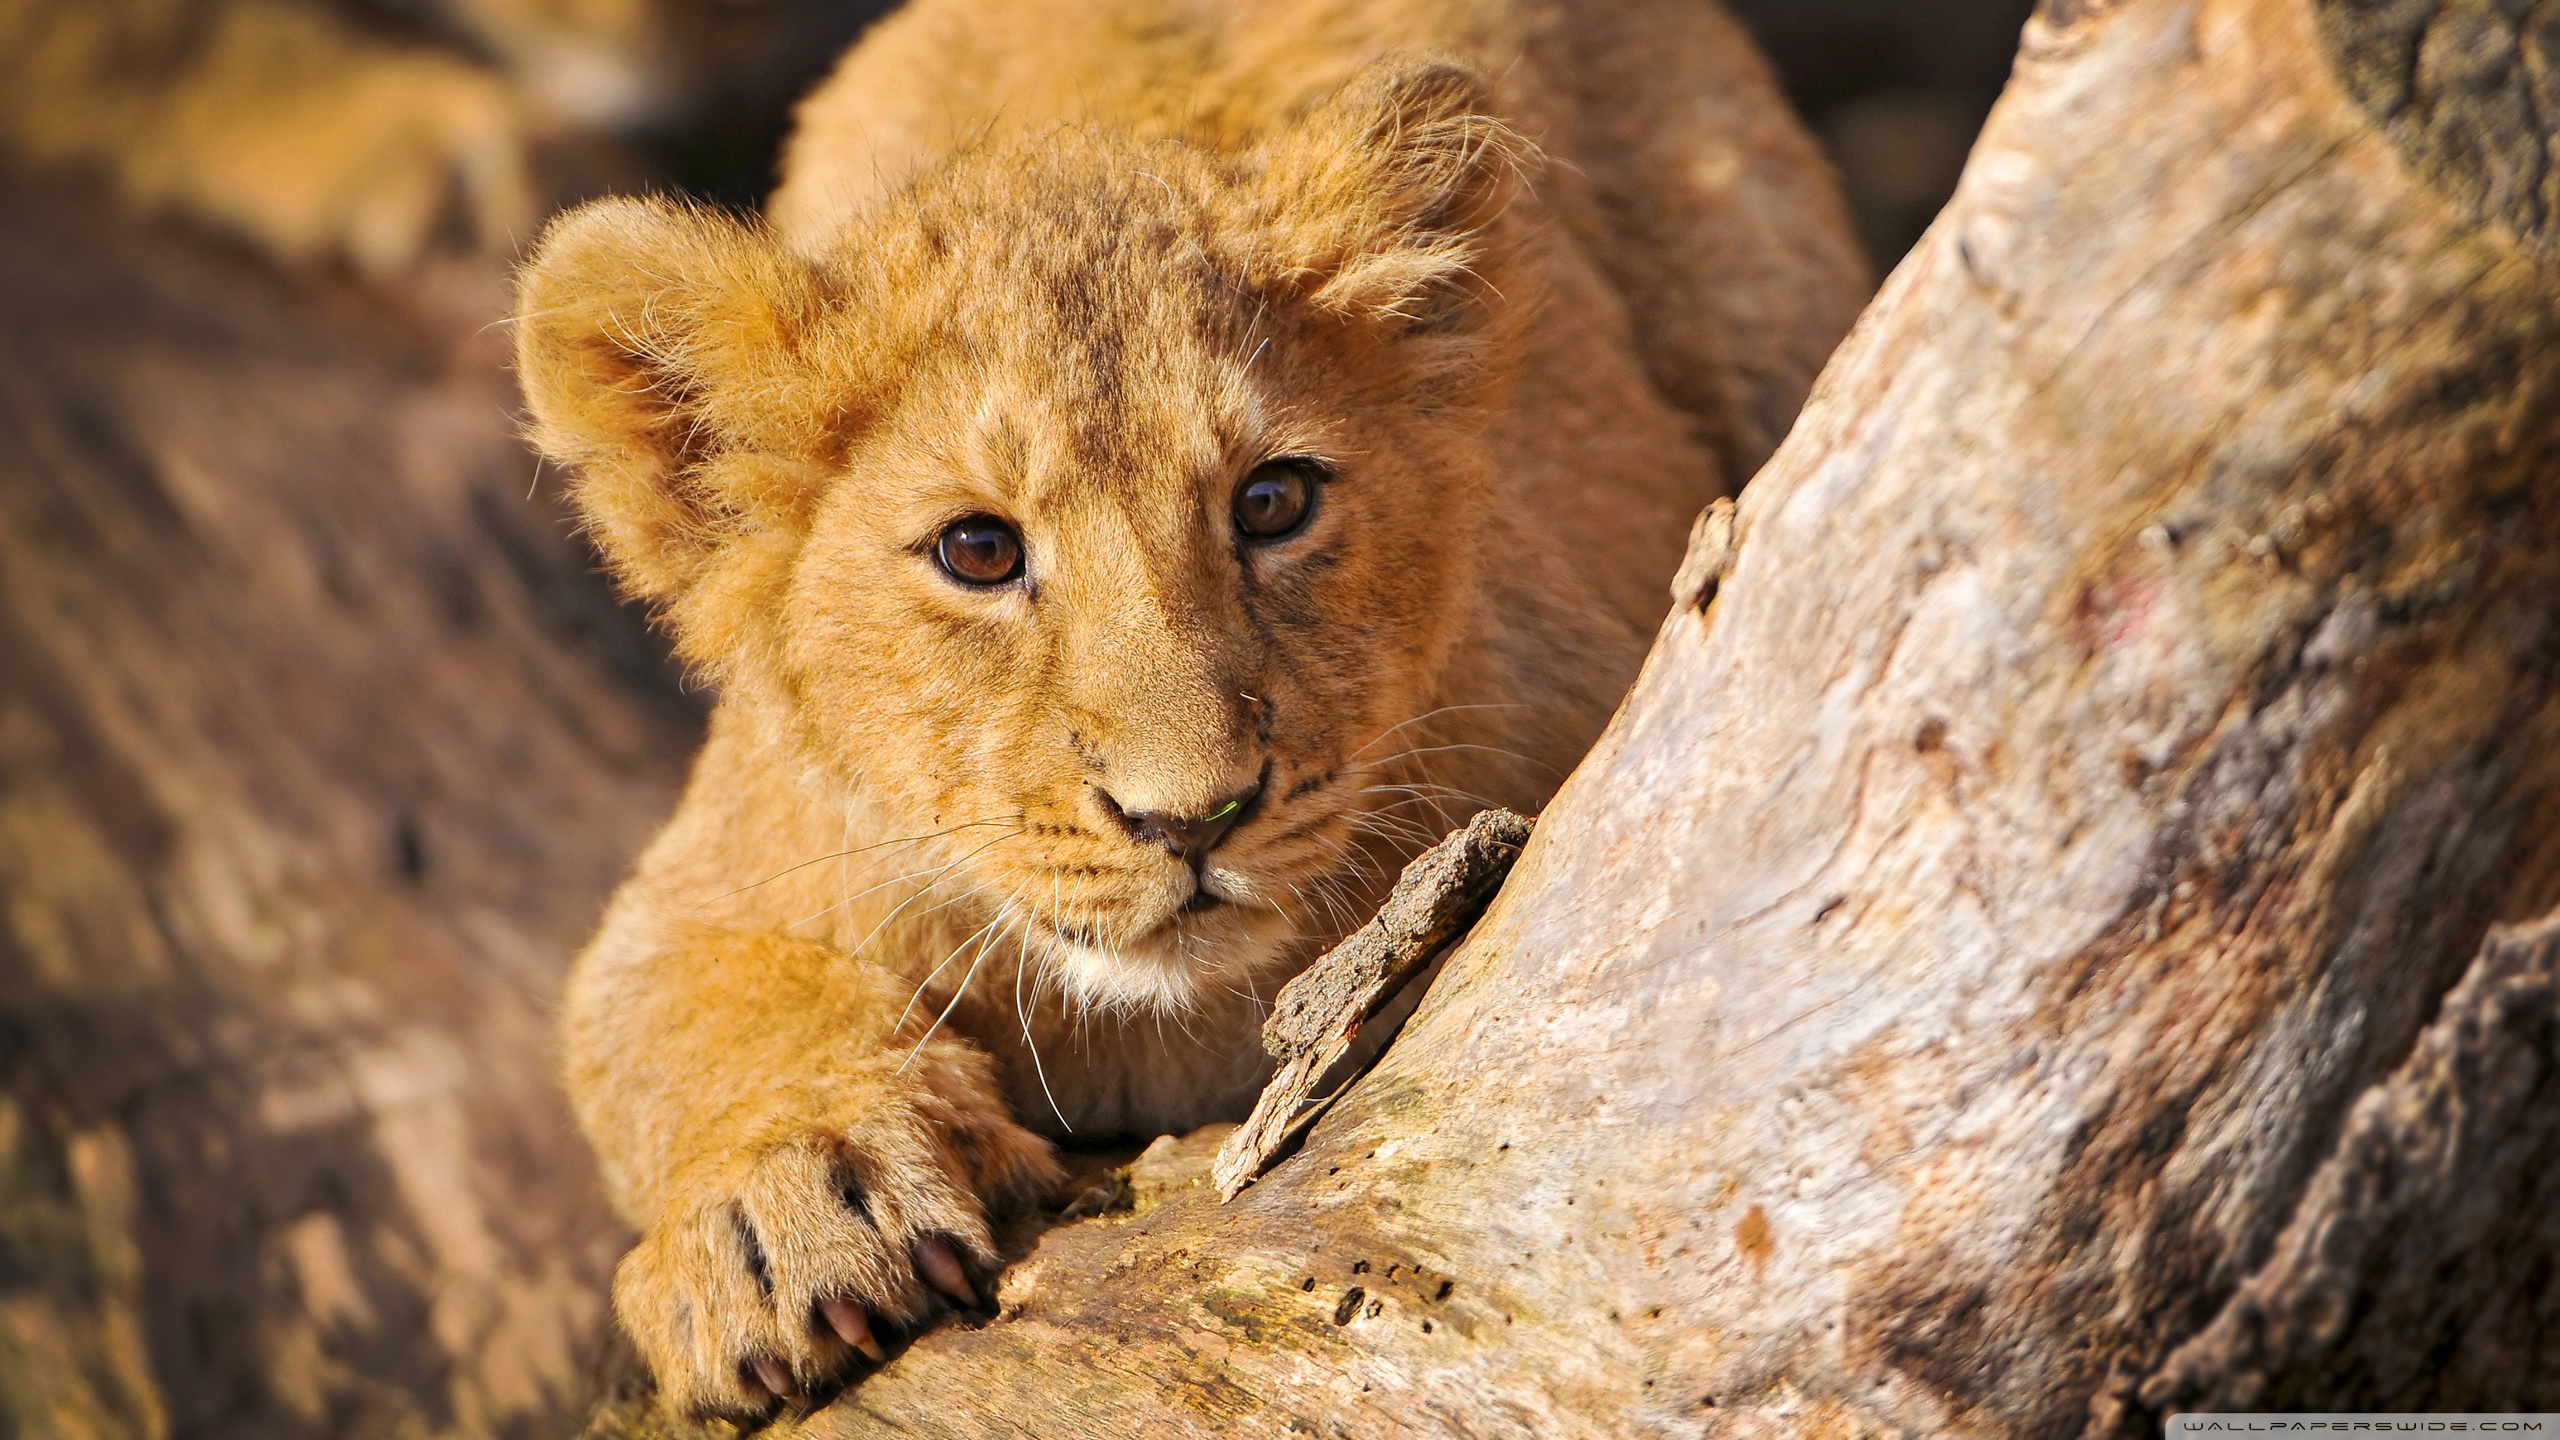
[565,924,1062,1417]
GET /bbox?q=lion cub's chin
[1040,897,1303,1018]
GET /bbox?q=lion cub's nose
[1102,781,1262,862]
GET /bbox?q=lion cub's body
[516,0,1861,1415]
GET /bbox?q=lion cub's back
[768,0,1221,247]
[769,0,1436,249]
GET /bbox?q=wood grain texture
[2141,910,2560,1414]
[2314,0,2560,255]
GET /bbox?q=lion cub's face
[518,62,1526,1010]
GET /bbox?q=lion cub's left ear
[1254,57,1537,331]
[514,197,848,606]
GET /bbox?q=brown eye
[934,515,1024,586]
[1234,459,1323,541]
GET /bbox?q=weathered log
[694,0,2560,1431]
[2141,911,2560,1415]
[0,175,697,1439]
[1214,809,1534,1202]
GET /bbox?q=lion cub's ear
[514,197,846,603]
[1255,58,1535,330]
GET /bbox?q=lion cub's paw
[165,55,533,278]
[616,1086,1062,1420]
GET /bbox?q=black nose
[1104,781,1262,862]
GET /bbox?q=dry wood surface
[1214,809,1533,1202]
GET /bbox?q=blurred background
[0,2,2029,1437]
[1729,0,2038,270]
[3,0,2032,291]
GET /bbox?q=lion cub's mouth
[1028,877,1296,1015]
[1038,890,1248,954]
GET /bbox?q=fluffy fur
[514,0,1864,1417]
[0,0,808,274]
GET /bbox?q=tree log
[2141,911,2560,1415]
[1215,809,1533,1202]
[0,176,698,1439]
[689,0,2560,1431]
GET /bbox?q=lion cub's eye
[933,515,1024,586]
[1233,459,1324,542]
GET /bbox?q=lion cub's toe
[616,1105,1060,1419]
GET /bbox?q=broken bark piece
[1670,495,1738,610]
[1213,808,1533,1200]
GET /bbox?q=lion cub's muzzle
[1096,773,1264,860]
[1092,764,1270,915]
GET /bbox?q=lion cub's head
[516,60,1531,1011]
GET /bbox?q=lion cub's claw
[617,1110,1058,1420]
[746,1354,801,1404]
[912,1236,977,1307]
[819,1295,887,1361]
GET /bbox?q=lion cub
[515,0,1861,1417]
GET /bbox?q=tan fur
[0,0,691,274]
[514,0,1864,1417]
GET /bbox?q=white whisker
[852,829,1022,962]
[1013,916,1071,1131]
[900,900,1013,1071]
[703,817,1018,904]
[1355,741,1562,778]
[1343,702,1527,764]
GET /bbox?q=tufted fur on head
[518,56,1541,1020]
[518,57,1531,639]
[1255,60,1533,330]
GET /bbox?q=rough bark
[1215,809,1533,1201]
[2142,912,2560,1414]
[700,0,2560,1431]
[0,174,699,1439]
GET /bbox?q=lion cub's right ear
[514,196,847,605]
[1254,58,1536,331]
